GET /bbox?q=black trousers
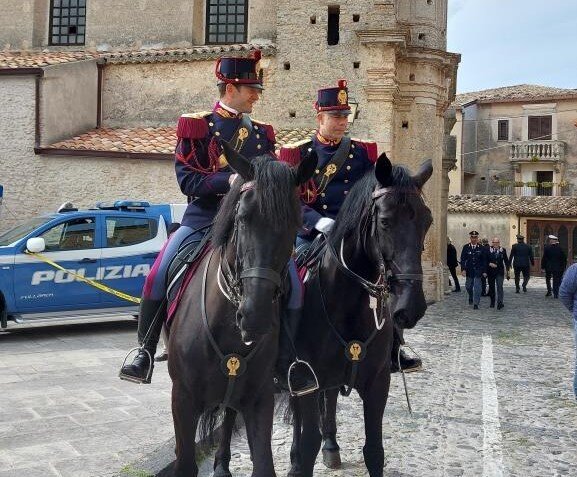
[481,275,487,294]
[449,266,460,291]
[514,266,530,290]
[552,271,563,297]
[546,271,553,293]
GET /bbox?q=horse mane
[212,155,301,247]
[330,165,418,245]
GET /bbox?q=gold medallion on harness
[218,153,229,168]
[227,356,241,376]
[349,342,362,361]
[238,127,249,141]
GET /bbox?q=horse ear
[413,158,433,189]
[220,140,254,181]
[294,149,318,186]
[374,152,393,187]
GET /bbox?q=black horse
[167,142,316,477]
[287,154,433,477]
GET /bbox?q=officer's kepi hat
[215,50,264,90]
[469,230,479,237]
[516,234,525,239]
[315,79,352,115]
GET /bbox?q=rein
[314,184,426,396]
[200,180,287,410]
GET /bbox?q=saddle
[166,228,213,322]
[295,233,328,280]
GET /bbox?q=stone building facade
[0,0,459,300]
[449,85,577,197]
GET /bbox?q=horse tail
[275,393,293,424]
[198,407,223,445]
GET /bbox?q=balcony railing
[510,140,565,163]
[496,182,574,197]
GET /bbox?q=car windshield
[0,216,52,247]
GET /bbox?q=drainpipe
[96,60,105,128]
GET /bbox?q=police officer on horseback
[119,51,278,384]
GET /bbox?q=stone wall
[448,213,515,251]
[41,60,98,144]
[86,0,194,50]
[0,0,35,50]
[0,76,41,231]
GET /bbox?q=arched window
[206,0,248,44]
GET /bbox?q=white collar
[219,101,240,116]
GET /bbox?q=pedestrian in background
[510,234,534,293]
[487,237,510,310]
[447,237,460,292]
[481,237,490,296]
[542,235,567,298]
[558,264,577,400]
[460,230,488,309]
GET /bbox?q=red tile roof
[0,51,99,70]
[454,84,577,107]
[449,194,577,217]
[39,126,316,158]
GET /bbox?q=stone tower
[259,0,460,300]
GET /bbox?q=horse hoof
[322,449,342,469]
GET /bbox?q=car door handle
[141,253,158,259]
[79,258,97,263]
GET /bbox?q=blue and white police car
[0,200,185,329]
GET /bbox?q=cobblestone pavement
[1,279,576,477]
[0,317,174,477]
[197,278,577,477]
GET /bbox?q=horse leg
[361,373,390,477]
[213,408,237,477]
[320,389,341,469]
[243,393,277,477]
[287,396,303,477]
[172,383,200,477]
[298,393,322,477]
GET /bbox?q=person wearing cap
[120,51,278,384]
[558,262,577,400]
[487,237,510,310]
[541,235,567,298]
[279,80,422,375]
[510,234,534,293]
[460,230,488,309]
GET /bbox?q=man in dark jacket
[510,234,534,293]
[460,230,488,309]
[541,235,567,298]
[447,237,460,292]
[487,237,510,309]
[480,237,490,296]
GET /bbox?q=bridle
[217,181,288,310]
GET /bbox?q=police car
[0,201,185,329]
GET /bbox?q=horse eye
[380,218,390,228]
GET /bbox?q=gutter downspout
[97,60,105,128]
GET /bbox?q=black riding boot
[119,298,165,384]
[390,331,423,373]
[276,309,318,396]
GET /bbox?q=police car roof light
[95,200,151,210]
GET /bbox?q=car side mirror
[26,237,46,254]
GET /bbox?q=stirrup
[118,347,153,384]
[287,359,319,397]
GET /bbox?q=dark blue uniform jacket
[279,134,377,239]
[174,104,276,229]
[460,243,488,278]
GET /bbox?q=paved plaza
[1,278,577,476]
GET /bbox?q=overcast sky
[447,0,577,93]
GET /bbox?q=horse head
[216,141,317,343]
[373,153,433,329]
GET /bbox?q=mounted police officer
[278,79,422,375]
[119,51,278,384]
[460,230,488,309]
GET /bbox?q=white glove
[315,217,335,234]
